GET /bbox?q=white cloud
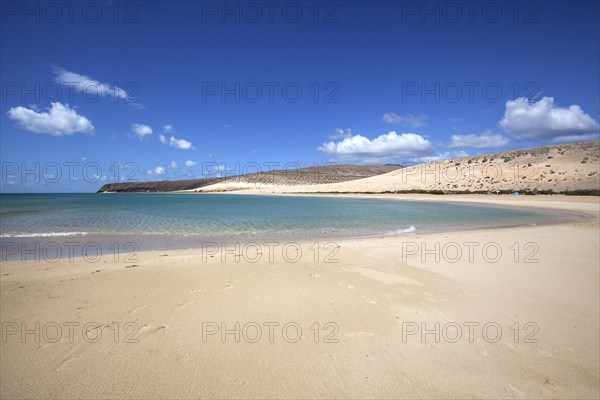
[185,160,196,167]
[318,131,434,162]
[147,166,166,176]
[52,66,141,108]
[500,97,600,141]
[159,134,195,150]
[162,124,174,133]
[382,113,428,128]
[169,161,178,169]
[131,123,152,140]
[448,130,510,149]
[7,102,94,136]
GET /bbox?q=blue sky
[1,0,599,192]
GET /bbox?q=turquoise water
[0,193,577,242]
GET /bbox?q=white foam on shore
[0,232,90,238]
[394,225,416,234]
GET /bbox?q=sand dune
[195,141,600,195]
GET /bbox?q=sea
[0,193,583,259]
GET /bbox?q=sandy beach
[1,194,598,399]
[3,0,599,397]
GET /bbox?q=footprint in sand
[535,349,554,358]
[129,304,148,314]
[179,300,194,309]
[138,324,168,338]
[190,288,204,293]
[542,378,558,392]
[504,384,526,398]
[360,295,378,304]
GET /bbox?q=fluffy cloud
[7,102,94,136]
[52,66,141,108]
[185,160,196,167]
[382,113,428,128]
[318,131,434,162]
[448,130,510,149]
[159,134,195,150]
[147,166,166,176]
[169,161,178,169]
[500,97,600,142]
[131,123,152,139]
[162,124,174,133]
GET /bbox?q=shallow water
[0,193,583,258]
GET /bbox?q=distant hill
[192,141,600,195]
[97,165,401,193]
[97,178,223,193]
